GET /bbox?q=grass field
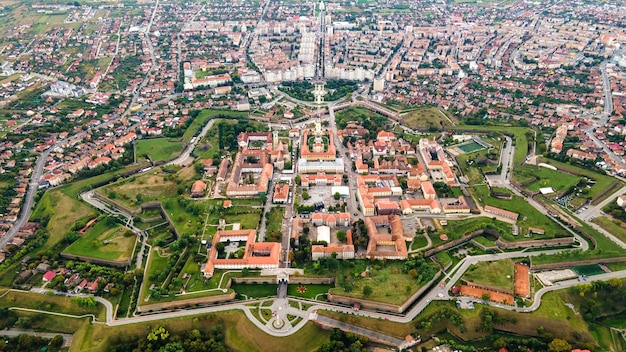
[400,107,456,131]
[592,216,626,244]
[231,283,277,298]
[136,138,183,162]
[183,109,248,143]
[327,261,432,305]
[31,188,96,250]
[516,164,580,192]
[101,172,178,209]
[0,290,105,320]
[432,216,509,247]
[472,185,563,238]
[462,258,514,291]
[535,157,621,201]
[72,310,330,352]
[288,284,332,299]
[63,220,136,262]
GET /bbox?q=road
[314,314,406,347]
[583,58,625,168]
[328,103,360,218]
[0,328,73,347]
[0,147,49,248]
[167,118,217,166]
[123,0,159,117]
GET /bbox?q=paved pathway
[314,314,405,347]
[0,329,73,347]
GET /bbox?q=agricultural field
[135,138,183,163]
[399,107,456,131]
[63,220,136,262]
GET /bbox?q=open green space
[516,164,580,193]
[531,157,621,201]
[288,284,333,299]
[532,219,625,265]
[63,220,136,262]
[433,216,509,247]
[135,138,183,163]
[334,106,389,131]
[400,106,456,131]
[473,235,497,248]
[264,206,285,242]
[592,216,626,244]
[231,283,277,298]
[0,290,105,321]
[327,260,437,305]
[472,185,564,238]
[453,124,529,166]
[183,109,248,143]
[100,172,178,210]
[411,235,429,250]
[72,310,330,352]
[462,258,514,291]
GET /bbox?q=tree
[50,335,64,348]
[302,191,310,200]
[362,285,373,297]
[333,192,341,200]
[147,326,170,342]
[15,316,32,328]
[336,229,347,242]
[481,292,491,301]
[294,175,301,186]
[548,338,571,352]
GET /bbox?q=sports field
[514,263,530,297]
[457,140,486,153]
[572,264,605,276]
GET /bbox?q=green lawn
[327,261,434,305]
[435,251,453,267]
[400,107,455,130]
[182,109,248,143]
[0,290,104,320]
[411,235,429,250]
[473,236,497,248]
[136,138,183,162]
[592,216,626,244]
[231,283,277,298]
[516,164,581,192]
[288,284,333,299]
[73,310,330,352]
[264,206,285,242]
[472,185,564,238]
[433,216,509,247]
[462,258,514,291]
[63,220,136,262]
[535,157,621,201]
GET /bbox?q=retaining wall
[136,292,236,313]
